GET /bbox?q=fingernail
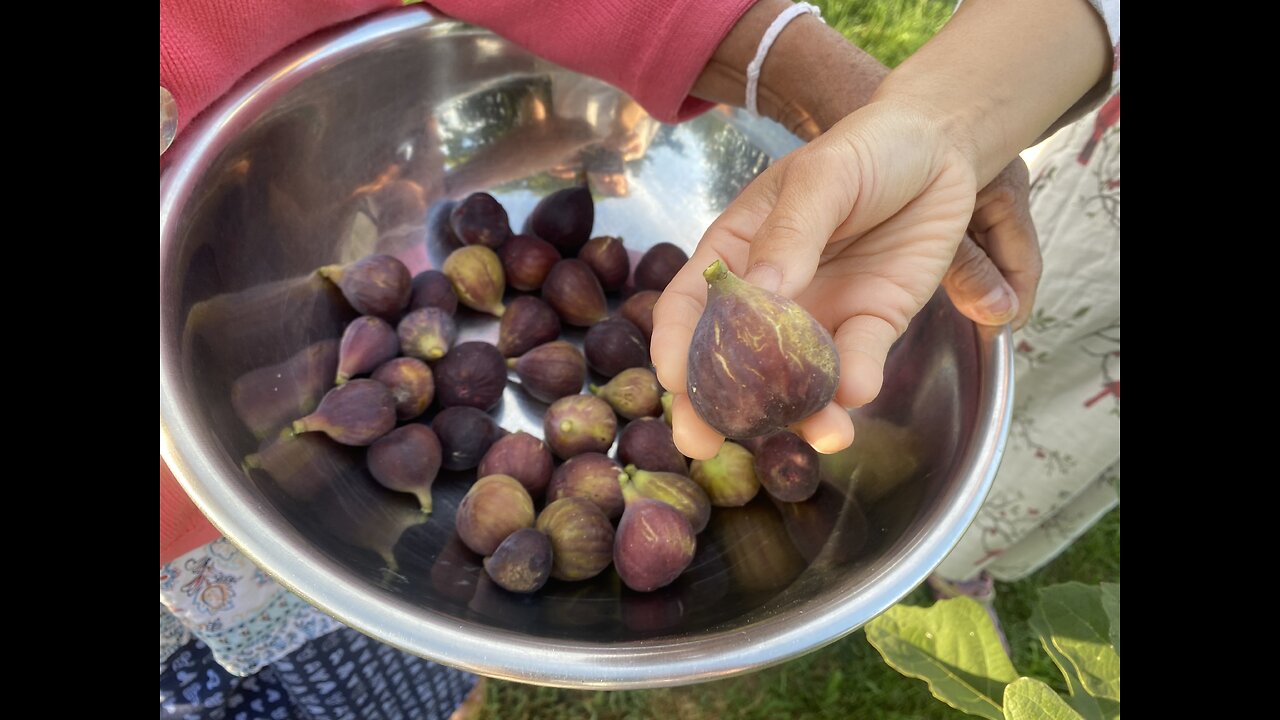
[744,264,782,293]
[978,285,1015,321]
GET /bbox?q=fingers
[941,234,1020,327]
[670,392,725,460]
[794,402,856,454]
[970,160,1042,329]
[833,314,899,408]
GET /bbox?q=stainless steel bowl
[160,8,1012,689]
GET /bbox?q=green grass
[816,0,955,68]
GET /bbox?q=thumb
[942,235,1019,326]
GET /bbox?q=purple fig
[661,392,674,427]
[614,490,696,592]
[578,236,629,292]
[477,431,555,499]
[450,192,512,249]
[456,474,535,556]
[687,260,839,438]
[709,496,805,593]
[589,367,662,421]
[433,342,508,411]
[769,481,868,565]
[499,234,561,292]
[427,199,463,250]
[367,424,442,512]
[583,317,648,378]
[370,357,434,420]
[751,430,821,503]
[617,417,687,475]
[633,243,688,292]
[546,452,626,521]
[623,465,711,534]
[542,259,607,327]
[535,497,614,581]
[690,440,759,507]
[619,289,660,342]
[336,316,399,384]
[409,269,458,315]
[443,245,506,317]
[292,379,395,446]
[398,307,458,361]
[497,296,562,358]
[317,254,412,320]
[508,341,586,404]
[432,406,507,471]
[483,528,553,594]
[543,395,617,459]
[243,431,360,503]
[231,339,339,440]
[524,186,594,255]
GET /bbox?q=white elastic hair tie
[746,2,824,117]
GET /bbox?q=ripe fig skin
[317,254,413,320]
[583,317,649,378]
[524,186,594,255]
[292,379,396,446]
[686,260,839,438]
[398,307,458,361]
[578,236,630,292]
[633,243,688,292]
[455,474,536,556]
[546,452,626,521]
[371,357,434,420]
[617,417,688,475]
[624,465,712,534]
[432,406,507,471]
[243,431,360,503]
[450,192,512,249]
[483,528,554,594]
[477,431,555,499]
[336,316,399,384]
[542,259,608,327]
[590,367,662,421]
[535,497,615,581]
[409,269,458,315]
[509,341,586,404]
[367,424,442,512]
[497,296,562,358]
[543,395,617,459]
[499,234,561,292]
[619,290,660,342]
[751,430,822,503]
[443,245,507,317]
[433,342,508,411]
[614,495,696,592]
[231,339,339,440]
[690,440,760,508]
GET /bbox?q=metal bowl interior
[159,8,1012,689]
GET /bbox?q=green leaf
[1099,583,1120,656]
[1028,606,1106,720]
[866,598,1017,720]
[1003,678,1085,720]
[1036,583,1120,704]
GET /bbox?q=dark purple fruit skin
[427,200,463,250]
[483,528,553,594]
[497,296,562,358]
[584,317,649,378]
[546,453,626,521]
[398,307,457,361]
[499,234,561,291]
[619,290,660,342]
[510,341,586,403]
[371,357,434,420]
[244,432,360,503]
[319,254,412,320]
[617,418,687,475]
[544,395,618,459]
[450,192,512,249]
[337,316,399,384]
[615,498,696,592]
[542,259,608,327]
[292,379,396,446]
[633,243,688,292]
[590,367,662,421]
[524,186,594,255]
[752,430,821,503]
[367,424,442,511]
[535,497,615,581]
[456,475,535,556]
[432,406,507,471]
[433,342,508,411]
[477,431,555,499]
[578,236,630,292]
[625,467,712,534]
[409,270,458,315]
[231,339,339,440]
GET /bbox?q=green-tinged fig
[769,481,868,566]
[661,392,674,427]
[619,289,660,342]
[243,431,361,503]
[432,406,507,471]
[578,236,630,292]
[751,430,821,503]
[690,440,759,507]
[433,342,507,411]
[292,379,395,446]
[633,243,688,292]
[583,317,648,378]
[708,496,805,593]
[398,307,457,361]
[617,417,687,475]
[336,316,398,384]
[615,485,696,592]
[508,341,586,403]
[590,367,662,420]
[624,465,711,534]
[524,186,594,255]
[317,254,412,320]
[443,245,506,317]
[483,527,553,594]
[543,395,617,459]
[478,431,555,499]
[497,296,562,358]
[370,357,434,420]
[450,192,512,249]
[535,497,614,581]
[542,259,607,327]
[546,453,626,521]
[687,260,839,438]
[409,269,458,315]
[455,474,536,556]
[231,339,339,440]
[498,234,561,291]
[367,424,442,513]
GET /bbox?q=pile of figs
[235,187,840,597]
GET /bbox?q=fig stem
[335,373,350,385]
[415,490,434,515]
[703,260,729,284]
[588,384,602,395]
[317,264,344,282]
[506,358,519,369]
